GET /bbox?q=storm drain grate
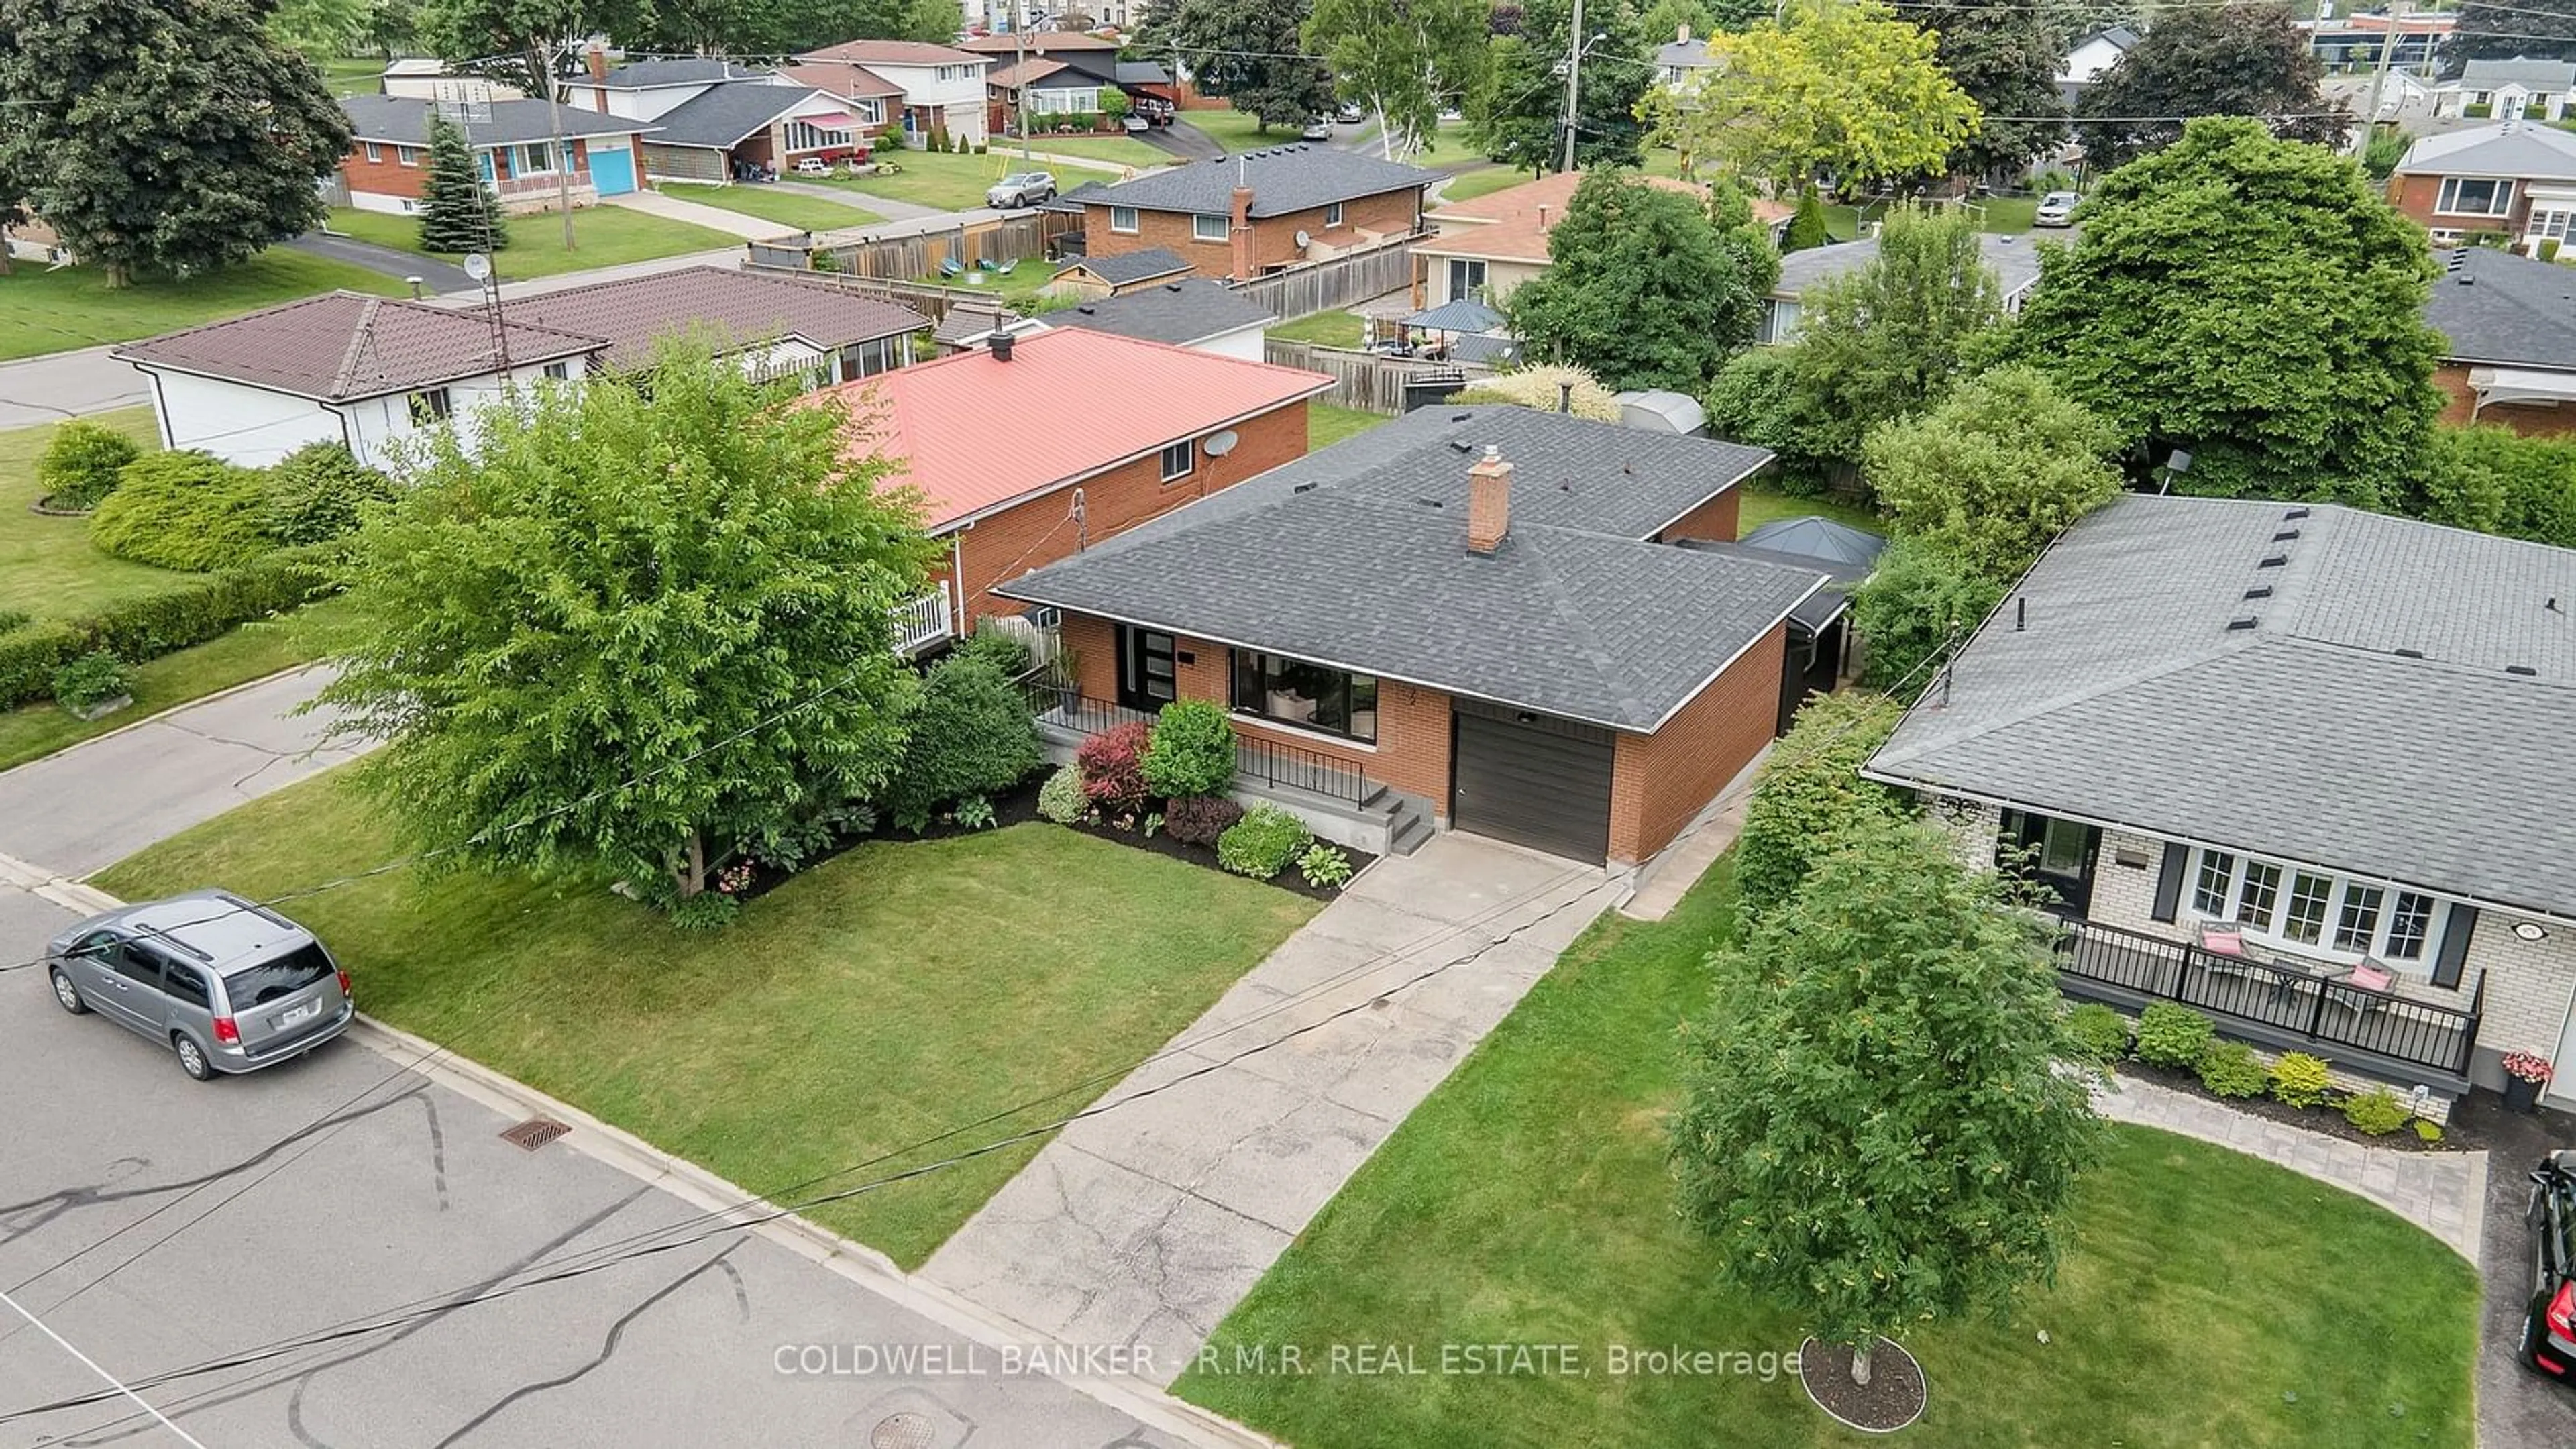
[869,1411,938,1449]
[499,1116,572,1151]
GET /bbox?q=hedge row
[0,545,343,709]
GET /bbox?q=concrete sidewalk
[604,190,801,241]
[922,835,1618,1385]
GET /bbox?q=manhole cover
[869,1411,938,1449]
[498,1117,571,1151]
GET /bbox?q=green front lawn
[1436,165,1536,205]
[100,802,1318,1269]
[326,205,740,280]
[318,56,384,97]
[1178,106,1305,156]
[1309,402,1390,450]
[663,184,884,235]
[1178,860,2479,1448]
[813,152,1026,214]
[0,408,189,624]
[0,252,407,362]
[1006,132,1169,169]
[1269,309,1366,349]
[1737,485,1882,540]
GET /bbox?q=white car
[2033,191,2081,227]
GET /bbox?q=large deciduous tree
[1642,0,1978,193]
[2076,2,2341,170]
[1507,172,1773,391]
[1473,0,1651,173]
[0,0,354,287]
[1909,0,2073,178]
[1864,363,2121,579]
[315,346,936,912]
[1303,0,1492,158]
[1137,0,1336,132]
[2447,0,2576,70]
[1672,812,2100,1390]
[2014,117,2443,505]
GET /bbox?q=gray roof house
[339,94,651,148]
[336,95,657,211]
[1080,144,1440,219]
[1864,493,2576,1104]
[995,404,1825,867]
[1075,144,1439,282]
[1049,246,1193,294]
[2424,244,2576,425]
[1042,278,1274,358]
[1762,231,2047,342]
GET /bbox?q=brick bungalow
[824,327,1333,653]
[2387,119,2576,245]
[336,95,653,214]
[1076,144,1437,282]
[994,406,1822,867]
[2424,244,2576,437]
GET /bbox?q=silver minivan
[45,890,353,1081]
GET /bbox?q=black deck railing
[2056,918,2484,1081]
[1032,691,1376,807]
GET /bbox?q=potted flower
[2504,1052,2555,1114]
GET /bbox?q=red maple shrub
[1077,720,1153,814]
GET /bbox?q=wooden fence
[743,210,1076,288]
[1230,235,1420,320]
[1263,340,1491,414]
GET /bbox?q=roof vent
[1451,411,1474,422]
[1293,481,1317,493]
[1075,304,1097,315]
[2258,553,2288,568]
[2394,647,2425,659]
[1165,280,1184,291]
[2283,506,2311,520]
[2508,664,2539,676]
[1415,496,1445,508]
[2244,585,2273,600]
[2271,528,2300,542]
[2459,273,2478,286]
[2225,616,2259,631]
[1447,439,1475,453]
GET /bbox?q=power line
[0,1287,207,1448]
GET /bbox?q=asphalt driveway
[2465,1093,2576,1447]
[289,232,476,293]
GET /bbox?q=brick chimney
[1467,446,1511,555]
[585,45,609,112]
[1230,161,1256,281]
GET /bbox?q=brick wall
[953,398,1308,623]
[2434,361,2576,437]
[2389,171,2526,235]
[341,142,431,201]
[1652,487,1742,544]
[1084,186,1422,281]
[1605,623,1784,865]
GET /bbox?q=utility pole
[1560,0,1584,173]
[1016,0,1032,162]
[531,39,574,251]
[2363,0,2413,138]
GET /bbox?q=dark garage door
[1450,700,1615,863]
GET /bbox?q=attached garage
[1450,698,1615,864]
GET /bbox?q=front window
[855,98,884,125]
[2436,176,2512,215]
[1028,87,1100,115]
[1192,212,1228,244]
[520,141,555,175]
[2189,848,2449,965]
[784,119,847,152]
[396,145,421,167]
[1110,205,1138,234]
[1159,438,1194,481]
[1230,651,1378,743]
[1447,256,1486,301]
[543,360,569,380]
[2281,871,2333,945]
[363,141,383,163]
[2192,850,2236,916]
[1324,201,1344,227]
[2536,209,2576,242]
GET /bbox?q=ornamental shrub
[49,651,129,713]
[2269,1051,2333,1109]
[0,620,91,708]
[2132,1002,2215,1069]
[1077,720,1153,814]
[0,546,340,710]
[1142,699,1236,798]
[263,441,394,545]
[2194,1039,2267,1099]
[2343,1085,2409,1136]
[953,623,1032,678]
[35,420,142,510]
[1217,804,1311,879]
[90,451,276,572]
[882,655,1044,830]
[1297,842,1353,889]
[2061,1002,2129,1065]
[1037,763,1088,824]
[1733,690,1907,925]
[1163,793,1243,846]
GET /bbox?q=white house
[796,39,991,147]
[1656,27,1714,90]
[2056,25,2139,105]
[2436,57,2576,121]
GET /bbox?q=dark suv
[2522,1150,2576,1379]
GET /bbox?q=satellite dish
[462,253,491,282]
[1204,429,1240,458]
[1293,229,1313,249]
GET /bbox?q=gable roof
[499,265,926,370]
[800,38,985,68]
[1046,278,1274,347]
[2395,119,2576,180]
[112,292,598,401]
[340,95,653,148]
[826,327,1332,532]
[987,57,1071,89]
[1772,231,2046,301]
[1079,144,1438,219]
[646,80,852,149]
[1061,246,1191,285]
[590,58,770,88]
[2425,245,2576,370]
[2458,57,2576,89]
[995,405,1816,730]
[1420,169,1706,264]
[1656,37,1713,68]
[2076,25,2140,52]
[1866,495,2576,920]
[777,60,906,98]
[1117,61,1173,85]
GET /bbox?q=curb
[0,850,120,916]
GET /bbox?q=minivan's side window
[111,940,165,990]
[162,961,211,1009]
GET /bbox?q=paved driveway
[2466,1095,2576,1447]
[0,347,148,428]
[288,233,476,293]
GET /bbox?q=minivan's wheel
[50,969,89,1014]
[172,1032,214,1082]
[2524,1297,2553,1372]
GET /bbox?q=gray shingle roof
[1079,144,1438,219]
[994,406,1818,729]
[2425,246,2576,370]
[339,95,651,147]
[1067,247,1191,285]
[1773,231,2046,301]
[1116,61,1173,85]
[1739,515,1888,582]
[1656,38,1713,68]
[645,80,832,148]
[2396,120,2576,181]
[2459,58,2576,89]
[1866,495,2576,919]
[501,265,925,369]
[1047,278,1272,346]
[596,58,771,87]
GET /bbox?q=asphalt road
[0,347,147,431]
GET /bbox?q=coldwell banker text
[774,1341,1798,1382]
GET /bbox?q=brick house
[826,327,1333,653]
[2424,244,2576,436]
[1075,144,1437,282]
[1865,494,2576,1112]
[796,39,991,148]
[559,55,871,182]
[336,95,652,214]
[994,405,1823,867]
[2387,119,2576,245]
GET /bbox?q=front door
[2000,809,2100,916]
[1115,625,1176,711]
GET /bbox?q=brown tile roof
[112,292,598,401]
[800,39,985,67]
[776,60,905,98]
[503,266,928,370]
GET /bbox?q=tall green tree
[1303,0,1491,158]
[418,112,508,254]
[1851,535,2002,697]
[1672,812,2100,1389]
[1864,363,2121,579]
[1909,0,2073,178]
[1138,0,1336,131]
[1472,0,1650,173]
[315,346,936,910]
[1507,171,1772,391]
[0,0,354,287]
[2076,3,2340,170]
[1642,0,1978,192]
[417,0,651,103]
[2014,117,2443,504]
[1636,0,1715,49]
[2445,0,2576,70]
[271,0,376,55]
[1730,688,1906,924]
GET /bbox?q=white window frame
[855,98,885,125]
[520,142,556,176]
[2185,847,2448,970]
[1191,212,1228,244]
[784,119,845,152]
[363,141,383,164]
[2436,176,2513,217]
[542,360,570,380]
[406,387,453,425]
[396,145,421,167]
[1159,437,1195,482]
[1109,205,1138,235]
[1324,201,1344,227]
[1026,87,1100,115]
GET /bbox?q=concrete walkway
[603,190,800,241]
[922,835,1619,1386]
[2094,1072,2487,1263]
[769,179,941,222]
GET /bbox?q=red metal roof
[826,328,1332,533]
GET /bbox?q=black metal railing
[2056,918,2484,1079]
[1033,692,1375,806]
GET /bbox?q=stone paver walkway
[2094,1073,2487,1263]
[922,835,1619,1387]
